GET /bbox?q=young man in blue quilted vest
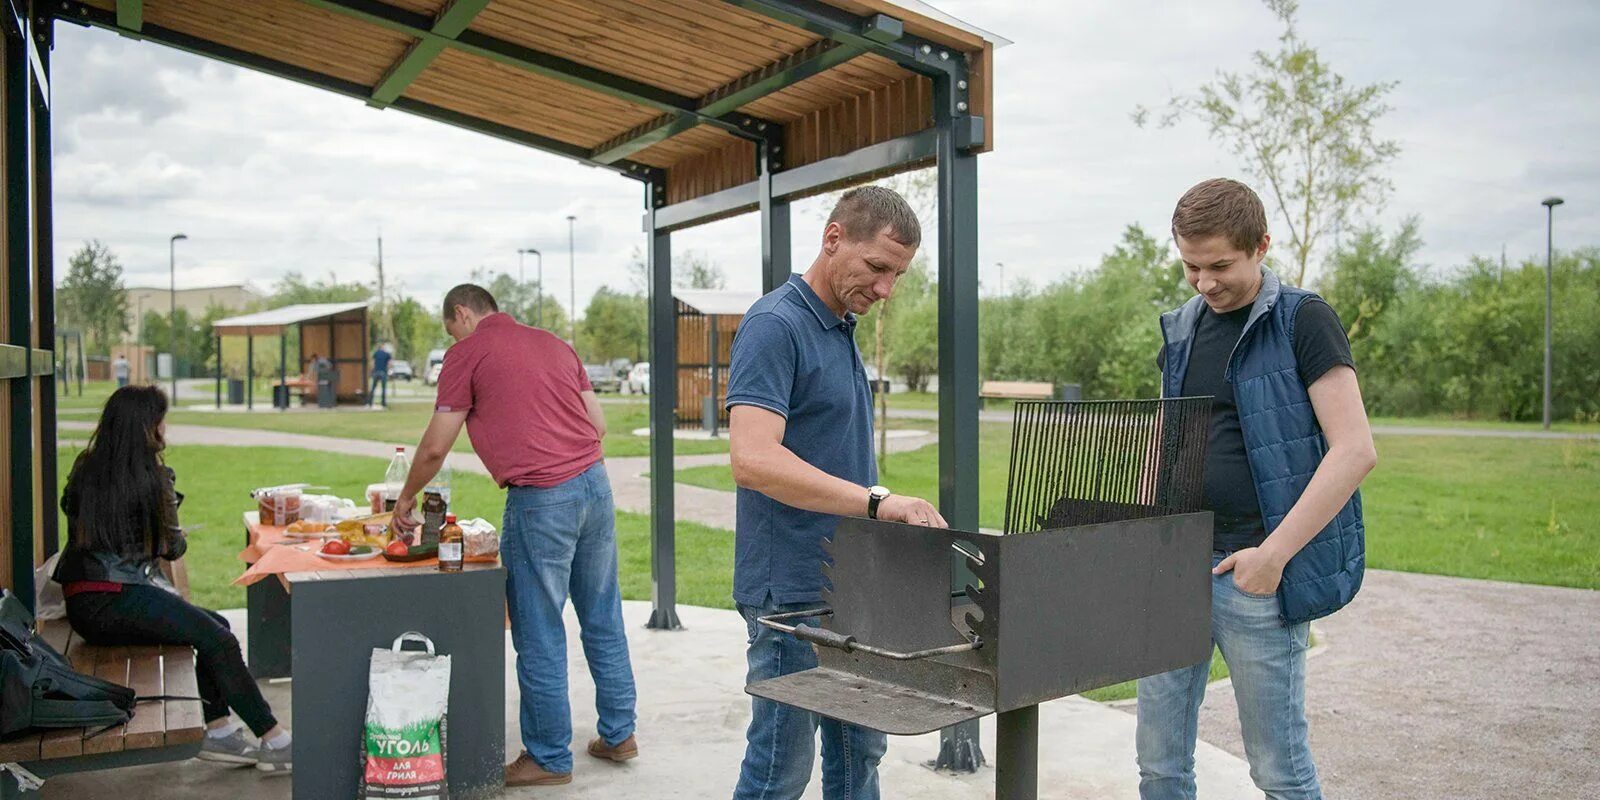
[1136,178,1378,800]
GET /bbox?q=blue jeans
[368,372,387,406]
[1136,553,1321,799]
[733,599,887,800]
[501,462,637,773]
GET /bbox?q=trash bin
[316,363,339,408]
[273,384,291,409]
[227,378,246,405]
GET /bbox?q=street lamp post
[996,261,1005,298]
[566,215,577,344]
[519,247,542,326]
[1540,197,1564,430]
[169,233,188,404]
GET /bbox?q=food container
[255,486,303,527]
[300,494,357,525]
[366,483,388,514]
[458,518,500,564]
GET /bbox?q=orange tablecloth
[235,511,444,588]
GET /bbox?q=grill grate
[1002,398,1213,534]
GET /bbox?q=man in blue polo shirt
[725,185,947,800]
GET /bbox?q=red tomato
[385,540,411,557]
[322,539,351,556]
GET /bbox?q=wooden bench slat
[162,646,205,745]
[980,380,1055,399]
[37,619,73,653]
[122,649,168,750]
[82,648,130,756]
[0,732,43,762]
[38,626,88,759]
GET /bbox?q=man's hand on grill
[876,495,948,528]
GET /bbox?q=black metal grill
[1003,397,1213,534]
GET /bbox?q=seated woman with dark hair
[53,385,292,773]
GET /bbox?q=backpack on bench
[0,589,135,739]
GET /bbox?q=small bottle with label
[438,514,463,573]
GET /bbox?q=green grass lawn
[54,444,733,614]
[679,430,1600,590]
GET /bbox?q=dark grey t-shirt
[1159,299,1354,550]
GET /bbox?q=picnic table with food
[231,449,508,797]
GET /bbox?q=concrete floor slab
[36,602,1255,799]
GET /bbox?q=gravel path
[1117,569,1600,799]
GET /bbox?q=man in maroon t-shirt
[394,284,638,788]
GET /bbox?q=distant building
[125,284,262,343]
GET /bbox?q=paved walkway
[38,602,1257,800]
[1116,569,1600,800]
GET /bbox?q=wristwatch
[867,485,891,519]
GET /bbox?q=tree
[1319,218,1421,345]
[578,287,647,363]
[677,251,726,291]
[57,240,129,355]
[465,269,567,334]
[1134,0,1400,286]
[389,296,445,364]
[141,303,229,377]
[269,271,372,306]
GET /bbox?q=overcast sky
[51,0,1600,312]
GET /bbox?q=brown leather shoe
[586,734,638,763]
[505,752,572,786]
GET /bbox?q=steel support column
[645,185,681,630]
[246,334,253,410]
[214,334,221,407]
[33,12,56,558]
[278,332,287,411]
[758,142,791,294]
[933,73,986,776]
[4,2,36,608]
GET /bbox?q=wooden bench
[0,567,205,798]
[979,380,1056,401]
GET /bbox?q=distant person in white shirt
[113,355,131,388]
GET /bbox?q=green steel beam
[591,39,861,165]
[115,0,140,31]
[368,0,491,108]
[723,0,976,119]
[295,0,776,142]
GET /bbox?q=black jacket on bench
[53,466,187,590]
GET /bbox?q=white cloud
[51,0,1600,311]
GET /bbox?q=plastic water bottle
[383,446,410,512]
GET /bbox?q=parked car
[388,360,414,381]
[423,348,447,386]
[585,364,622,393]
[626,361,650,394]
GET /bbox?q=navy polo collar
[787,274,855,330]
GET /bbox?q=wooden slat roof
[67,0,1000,206]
